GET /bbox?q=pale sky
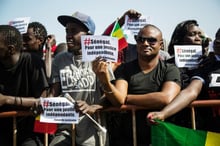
[1,0,220,44]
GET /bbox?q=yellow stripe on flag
[112,28,124,39]
[205,131,220,146]
[35,115,40,120]
[109,20,128,52]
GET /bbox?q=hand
[147,111,165,125]
[30,99,43,116]
[111,62,121,71]
[75,100,99,115]
[118,9,142,27]
[92,57,111,85]
[123,9,141,19]
[46,34,56,49]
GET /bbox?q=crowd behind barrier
[1,99,220,146]
[1,9,220,146]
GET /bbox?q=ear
[8,45,16,55]
[160,40,164,48]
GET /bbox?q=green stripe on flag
[112,28,124,39]
[110,21,128,51]
[151,120,207,146]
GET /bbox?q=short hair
[168,20,198,56]
[28,22,47,52]
[0,25,23,51]
[28,22,47,40]
[138,24,162,37]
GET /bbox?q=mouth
[66,40,75,47]
[143,47,152,52]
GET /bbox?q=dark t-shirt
[0,52,49,145]
[115,59,181,93]
[107,59,181,146]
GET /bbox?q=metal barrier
[0,111,50,146]
[189,99,220,130]
[1,99,220,146]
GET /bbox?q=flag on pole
[33,115,57,134]
[110,21,128,51]
[151,120,220,146]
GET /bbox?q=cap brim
[57,15,88,31]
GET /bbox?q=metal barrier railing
[0,111,33,146]
[0,111,50,146]
[189,99,220,130]
[1,99,220,146]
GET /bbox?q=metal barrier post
[44,133,48,146]
[132,109,137,146]
[13,116,17,146]
[72,124,76,146]
[190,107,196,129]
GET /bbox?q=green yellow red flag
[151,120,220,146]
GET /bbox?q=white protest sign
[40,97,79,124]
[81,35,118,62]
[123,15,151,36]
[9,17,31,34]
[174,45,202,68]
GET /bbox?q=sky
[0,0,220,44]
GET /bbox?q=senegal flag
[110,21,128,51]
[34,115,57,134]
[151,120,220,146]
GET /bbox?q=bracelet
[14,96,17,105]
[20,97,22,105]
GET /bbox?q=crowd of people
[0,9,219,146]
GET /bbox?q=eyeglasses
[135,35,158,44]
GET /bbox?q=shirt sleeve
[165,63,182,87]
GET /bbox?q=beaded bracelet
[14,96,17,105]
[19,97,22,105]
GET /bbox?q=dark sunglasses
[134,35,158,44]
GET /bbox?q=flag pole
[44,133,48,146]
[72,124,76,146]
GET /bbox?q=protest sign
[174,45,202,68]
[40,97,79,124]
[9,17,30,34]
[81,35,118,62]
[124,15,151,36]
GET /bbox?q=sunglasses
[135,35,158,44]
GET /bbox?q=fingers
[147,113,158,125]
[75,100,89,114]
[146,112,164,125]
[126,9,141,19]
[92,57,109,74]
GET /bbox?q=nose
[142,39,151,46]
[66,33,74,40]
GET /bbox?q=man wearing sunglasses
[93,24,181,146]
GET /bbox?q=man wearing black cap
[49,12,108,146]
